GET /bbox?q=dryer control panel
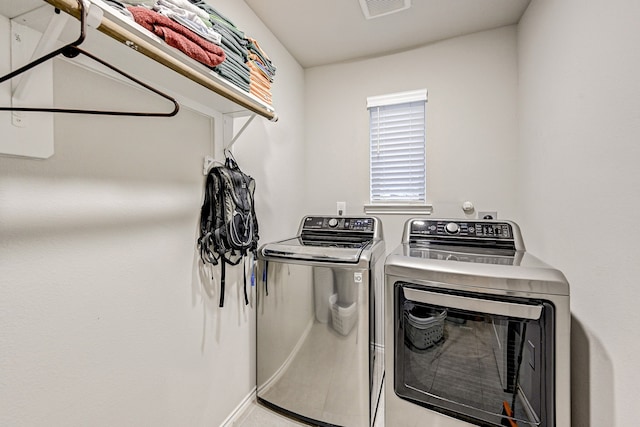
[404,219,524,250]
[410,220,513,239]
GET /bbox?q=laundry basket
[331,296,358,336]
[404,306,446,350]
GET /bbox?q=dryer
[257,215,385,427]
[384,218,570,427]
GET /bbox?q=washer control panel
[303,216,375,232]
[410,219,513,240]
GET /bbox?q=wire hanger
[0,0,179,117]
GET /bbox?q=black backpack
[198,155,259,307]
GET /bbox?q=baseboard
[219,387,256,427]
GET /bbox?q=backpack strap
[219,260,226,308]
[225,151,239,170]
[198,173,214,264]
[251,254,256,288]
[263,260,269,296]
[218,250,246,307]
[242,256,249,305]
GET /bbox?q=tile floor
[233,403,307,427]
[233,394,384,427]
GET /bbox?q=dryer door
[394,282,555,427]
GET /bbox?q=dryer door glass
[394,283,555,427]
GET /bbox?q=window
[366,89,430,214]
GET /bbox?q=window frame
[364,89,432,215]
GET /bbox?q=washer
[384,218,570,427]
[257,215,385,427]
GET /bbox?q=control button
[445,222,460,234]
[328,218,339,228]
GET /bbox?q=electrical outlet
[478,211,497,220]
[337,201,346,216]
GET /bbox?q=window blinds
[368,90,427,203]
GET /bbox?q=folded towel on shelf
[153,1,222,44]
[249,84,272,105]
[246,76,272,104]
[244,37,275,105]
[156,0,211,22]
[170,14,221,44]
[187,0,237,29]
[248,57,273,82]
[247,64,274,89]
[155,0,212,27]
[212,23,247,59]
[247,38,275,73]
[127,6,225,67]
[183,0,277,104]
[214,62,250,92]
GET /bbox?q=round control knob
[445,222,460,234]
[328,218,339,228]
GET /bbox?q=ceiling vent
[359,0,411,19]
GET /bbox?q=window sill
[363,203,433,215]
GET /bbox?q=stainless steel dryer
[385,218,570,427]
[257,215,385,427]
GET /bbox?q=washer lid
[261,237,372,263]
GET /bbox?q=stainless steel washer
[257,215,385,427]
[385,218,570,427]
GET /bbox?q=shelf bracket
[9,9,69,128]
[223,112,256,151]
[11,9,69,123]
[202,112,255,175]
[1,9,54,158]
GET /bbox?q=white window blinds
[368,89,427,203]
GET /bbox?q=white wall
[304,26,520,250]
[5,1,639,425]
[518,0,640,425]
[0,1,305,425]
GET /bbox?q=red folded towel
[128,6,225,67]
